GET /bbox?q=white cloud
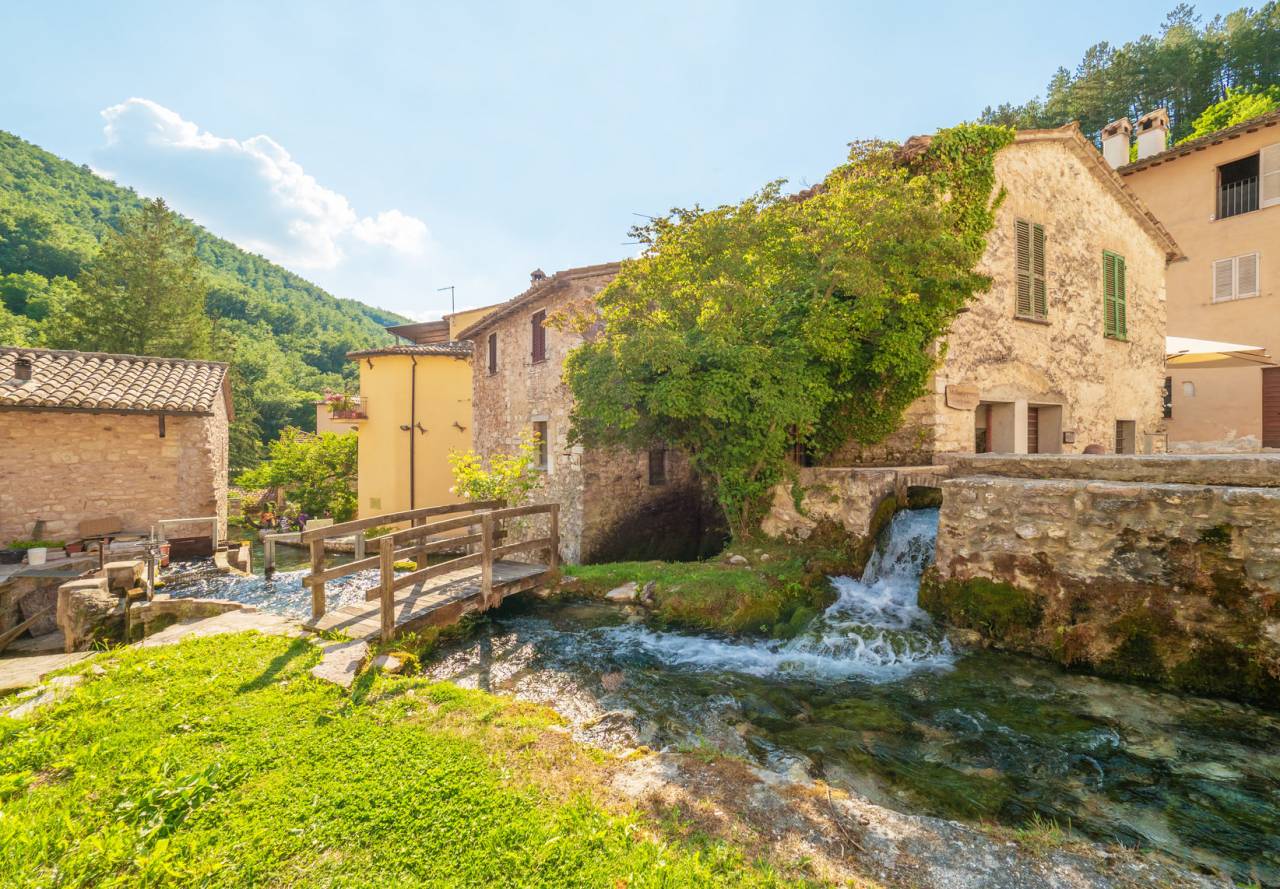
[96,98,431,271]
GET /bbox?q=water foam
[601,507,953,682]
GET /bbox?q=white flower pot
[27,547,47,566]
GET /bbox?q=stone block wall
[941,452,1280,487]
[0,402,228,545]
[470,269,711,564]
[926,473,1280,706]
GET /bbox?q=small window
[532,421,548,470]
[1163,376,1173,419]
[487,332,498,374]
[1103,251,1127,340]
[531,310,547,363]
[1212,253,1260,302]
[1015,220,1047,319]
[648,448,667,485]
[1115,420,1136,455]
[1218,153,1260,219]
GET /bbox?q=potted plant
[6,539,65,566]
[323,388,363,419]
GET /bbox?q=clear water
[164,510,1280,884]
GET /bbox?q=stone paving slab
[311,640,369,689]
[0,652,91,692]
[138,610,303,648]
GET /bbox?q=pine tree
[61,198,212,358]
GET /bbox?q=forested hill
[979,3,1280,143]
[0,129,407,469]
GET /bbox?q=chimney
[13,356,32,382]
[1100,117,1132,169]
[530,268,547,284]
[1135,108,1170,162]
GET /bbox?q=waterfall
[601,507,953,681]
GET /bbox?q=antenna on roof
[437,285,455,315]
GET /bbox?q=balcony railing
[1218,177,1259,219]
[327,395,368,420]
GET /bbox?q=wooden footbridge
[299,500,559,642]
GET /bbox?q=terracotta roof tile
[454,261,622,341]
[0,347,229,415]
[346,342,472,358]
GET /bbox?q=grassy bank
[568,534,859,638]
[0,633,815,888]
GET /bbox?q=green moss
[1197,524,1233,549]
[905,486,943,510]
[1169,639,1280,708]
[919,573,1040,638]
[812,698,910,734]
[1100,613,1167,683]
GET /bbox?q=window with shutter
[1237,252,1260,298]
[1262,143,1280,208]
[1014,220,1047,319]
[1213,258,1237,302]
[1212,253,1261,302]
[487,332,498,374]
[1103,251,1127,340]
[531,310,547,363]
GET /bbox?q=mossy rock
[919,573,1041,638]
[812,698,911,734]
[1168,638,1280,708]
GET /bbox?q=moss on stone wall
[918,571,1041,639]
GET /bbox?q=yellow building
[1109,109,1280,450]
[341,306,495,519]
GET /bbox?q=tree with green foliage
[236,428,358,520]
[55,198,212,358]
[448,433,542,505]
[565,125,1013,537]
[980,4,1280,143]
[1180,85,1280,142]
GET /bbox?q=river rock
[639,581,656,606]
[371,653,404,674]
[56,577,121,653]
[605,582,638,602]
[311,640,369,689]
[601,671,624,691]
[726,554,748,566]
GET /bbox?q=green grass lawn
[0,632,814,888]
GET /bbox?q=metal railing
[1218,177,1258,219]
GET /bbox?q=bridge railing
[299,500,502,620]
[371,501,560,642]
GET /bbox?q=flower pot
[64,541,84,555]
[27,547,47,566]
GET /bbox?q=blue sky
[0,1,1240,319]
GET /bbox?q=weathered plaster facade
[0,397,229,544]
[830,129,1178,465]
[461,264,714,564]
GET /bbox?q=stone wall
[0,401,228,545]
[941,451,1280,487]
[926,473,1280,706]
[470,270,710,564]
[829,136,1169,464]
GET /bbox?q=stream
[166,510,1280,884]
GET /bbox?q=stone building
[1109,108,1280,450]
[831,124,1182,464]
[456,264,716,564]
[0,347,231,545]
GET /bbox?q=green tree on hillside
[1181,85,1280,142]
[565,125,1013,536]
[55,198,211,358]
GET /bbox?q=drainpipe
[399,357,419,510]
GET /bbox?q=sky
[0,1,1241,320]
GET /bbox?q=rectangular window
[1212,253,1260,302]
[1115,420,1136,455]
[1218,153,1260,218]
[1103,251,1127,340]
[487,332,498,374]
[531,310,547,363]
[1015,219,1047,319]
[1264,143,1280,208]
[532,421,548,470]
[1163,376,1173,419]
[648,448,667,485]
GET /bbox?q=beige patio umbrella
[1166,336,1275,369]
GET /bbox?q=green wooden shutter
[1031,223,1047,318]
[1015,220,1033,316]
[1115,254,1127,338]
[1103,252,1117,337]
[1103,251,1127,339]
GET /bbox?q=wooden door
[1264,368,1280,449]
[1027,406,1040,454]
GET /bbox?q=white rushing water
[600,507,954,681]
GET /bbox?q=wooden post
[379,536,396,643]
[354,532,366,561]
[263,536,275,573]
[480,513,494,610]
[309,538,326,620]
[548,503,560,571]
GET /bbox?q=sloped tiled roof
[1118,108,1280,175]
[0,347,230,415]
[346,342,472,359]
[454,262,622,342]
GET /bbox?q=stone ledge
[941,452,1280,487]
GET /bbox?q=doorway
[1264,368,1280,448]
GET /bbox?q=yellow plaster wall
[1121,123,1280,447]
[354,353,474,519]
[446,305,497,341]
